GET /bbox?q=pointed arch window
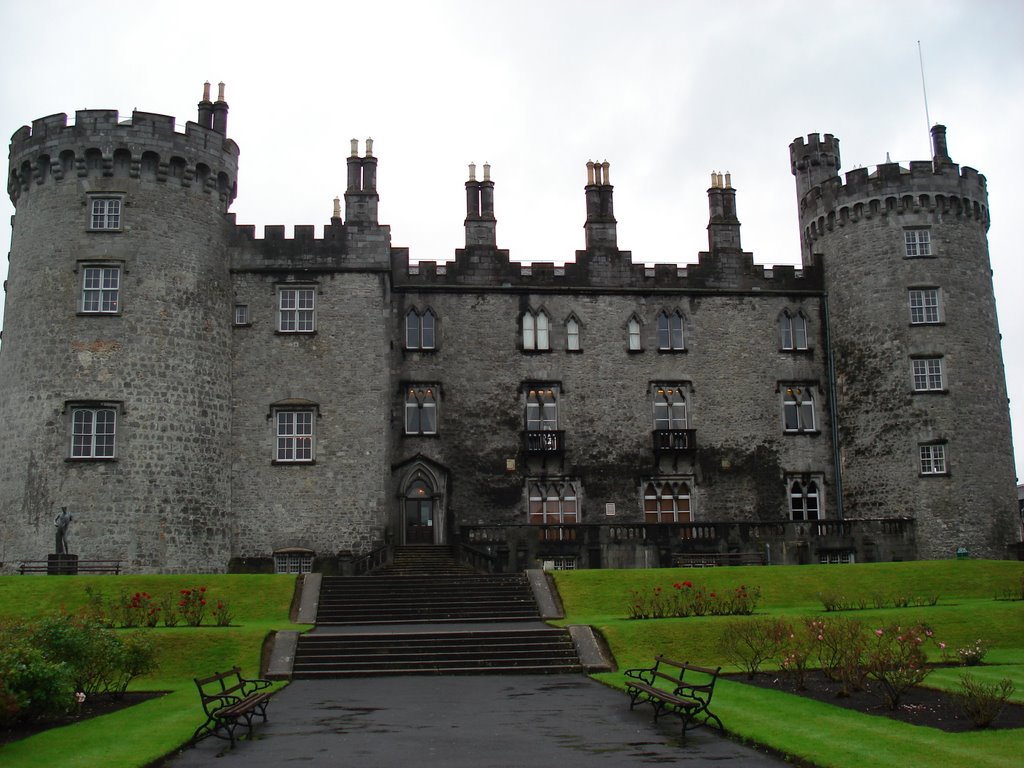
[528,480,579,524]
[566,316,581,352]
[643,480,692,523]
[789,478,821,521]
[782,385,817,433]
[781,310,809,351]
[405,308,436,350]
[656,311,685,351]
[523,309,550,351]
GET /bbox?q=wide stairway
[292,545,584,677]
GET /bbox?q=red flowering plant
[119,589,157,628]
[177,586,209,627]
[212,600,233,627]
[627,581,761,619]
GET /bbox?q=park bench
[623,656,723,740]
[192,666,273,747]
[18,559,122,574]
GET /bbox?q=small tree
[864,624,935,709]
[719,617,789,679]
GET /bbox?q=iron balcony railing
[653,428,696,452]
[524,429,565,453]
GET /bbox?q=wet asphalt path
[163,675,785,767]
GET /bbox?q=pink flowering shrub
[864,623,937,709]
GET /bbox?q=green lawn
[0,574,310,768]
[554,560,1024,768]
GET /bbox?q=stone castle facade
[1,86,1018,573]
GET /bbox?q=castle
[1,85,1018,573]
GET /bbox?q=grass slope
[555,560,1024,768]
[0,574,309,768]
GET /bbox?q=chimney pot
[468,162,476,181]
[365,138,373,157]
[217,82,226,101]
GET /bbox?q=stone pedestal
[47,553,78,575]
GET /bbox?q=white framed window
[234,304,250,326]
[89,197,122,230]
[912,358,944,391]
[405,308,436,350]
[525,387,558,431]
[643,480,692,523]
[522,309,550,351]
[274,551,313,574]
[278,287,315,332]
[276,410,315,463]
[528,479,579,524]
[789,478,821,521]
[656,311,685,351]
[627,316,642,351]
[905,229,932,257]
[909,288,941,324]
[405,386,438,435]
[782,385,816,433]
[820,552,855,565]
[542,556,578,571]
[781,311,808,351]
[566,316,581,351]
[919,443,947,475]
[70,406,117,459]
[81,265,120,314]
[653,386,687,430]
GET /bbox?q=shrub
[212,600,233,627]
[778,620,817,690]
[957,639,987,666]
[718,617,789,679]
[30,613,157,696]
[956,673,1015,728]
[812,615,868,696]
[120,590,158,628]
[627,581,760,619]
[0,623,75,725]
[178,586,209,626]
[81,585,114,628]
[159,592,181,627]
[864,624,935,709]
[818,590,853,612]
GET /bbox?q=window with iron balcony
[524,386,563,453]
[652,385,695,453]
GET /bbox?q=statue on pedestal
[54,507,72,555]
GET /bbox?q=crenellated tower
[0,83,239,572]
[790,126,1017,558]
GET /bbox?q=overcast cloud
[2,0,1023,474]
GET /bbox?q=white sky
[2,0,1023,475]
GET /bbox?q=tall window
[912,358,944,391]
[526,387,558,432]
[523,310,550,351]
[81,266,120,313]
[643,480,692,523]
[89,198,121,230]
[919,444,947,475]
[528,480,579,524]
[627,316,642,351]
[789,479,821,521]
[405,386,438,435]
[905,229,932,257]
[276,410,314,462]
[566,317,581,351]
[71,407,116,459]
[781,311,808,351]
[405,309,436,350]
[909,289,940,324]
[653,386,687,430]
[782,385,816,433]
[279,287,315,332]
[656,311,685,350]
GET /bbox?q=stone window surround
[780,382,819,434]
[404,383,439,436]
[527,478,580,525]
[269,400,319,464]
[904,227,933,258]
[277,284,316,334]
[656,309,686,352]
[780,309,810,351]
[908,287,942,325]
[65,400,122,461]
[642,477,693,523]
[87,193,124,231]
[919,442,948,476]
[910,355,945,392]
[77,261,123,315]
[405,307,437,351]
[787,474,824,521]
[651,382,689,431]
[521,308,551,352]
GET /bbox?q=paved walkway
[165,675,784,767]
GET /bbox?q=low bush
[956,673,1016,728]
[0,623,75,725]
[627,580,760,619]
[718,617,788,679]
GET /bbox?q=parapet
[7,109,239,206]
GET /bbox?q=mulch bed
[1,691,167,745]
[727,670,1024,732]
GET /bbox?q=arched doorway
[404,478,436,544]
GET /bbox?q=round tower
[0,86,239,572]
[790,126,1017,559]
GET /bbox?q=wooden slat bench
[623,656,723,740]
[18,559,122,574]
[192,667,273,747]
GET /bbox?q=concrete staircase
[291,545,585,677]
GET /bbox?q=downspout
[822,292,844,519]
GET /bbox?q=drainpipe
[822,292,844,519]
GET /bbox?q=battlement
[393,246,822,294]
[229,218,392,272]
[7,107,239,206]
